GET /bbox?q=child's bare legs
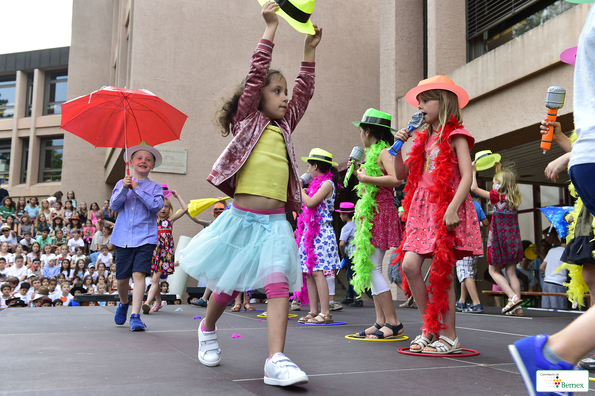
[546,305,595,364]
[311,271,330,316]
[402,251,429,350]
[489,264,518,301]
[422,277,461,351]
[267,297,289,356]
[463,277,481,305]
[459,281,468,304]
[145,271,162,306]
[202,292,235,331]
[306,274,318,314]
[117,272,146,315]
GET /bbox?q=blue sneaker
[129,313,146,332]
[508,334,576,396]
[114,302,129,325]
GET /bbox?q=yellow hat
[474,150,501,172]
[524,244,537,261]
[257,0,315,35]
[301,148,338,167]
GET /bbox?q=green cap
[352,108,397,132]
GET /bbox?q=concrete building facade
[62,1,590,301]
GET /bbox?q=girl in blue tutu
[179,1,322,387]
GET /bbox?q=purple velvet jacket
[207,39,316,213]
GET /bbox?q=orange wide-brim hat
[405,75,470,109]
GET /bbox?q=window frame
[0,74,17,119]
[38,136,64,183]
[43,69,68,116]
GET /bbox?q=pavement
[1,302,593,396]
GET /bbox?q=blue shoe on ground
[129,313,146,332]
[114,302,129,325]
[508,334,576,396]
[462,303,484,313]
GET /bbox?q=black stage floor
[1,303,593,396]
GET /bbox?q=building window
[0,75,17,118]
[467,0,577,61]
[38,137,63,182]
[43,70,68,115]
[20,138,29,184]
[25,73,34,117]
[0,140,10,184]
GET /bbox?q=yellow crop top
[235,124,289,202]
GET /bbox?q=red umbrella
[60,86,188,173]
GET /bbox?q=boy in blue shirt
[110,142,164,331]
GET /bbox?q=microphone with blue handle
[388,112,424,156]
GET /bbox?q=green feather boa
[350,141,389,296]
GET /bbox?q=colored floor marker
[257,313,297,318]
[397,347,480,357]
[344,334,409,342]
[228,309,265,313]
[298,321,347,326]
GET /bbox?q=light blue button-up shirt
[110,178,164,248]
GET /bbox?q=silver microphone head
[300,172,312,185]
[545,86,566,110]
[408,112,424,129]
[349,146,364,161]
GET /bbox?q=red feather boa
[293,171,333,304]
[393,115,462,335]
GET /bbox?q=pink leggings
[212,282,289,306]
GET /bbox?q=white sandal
[422,335,462,355]
[502,294,523,313]
[198,319,221,367]
[409,334,435,353]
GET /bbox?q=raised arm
[232,2,278,125]
[301,181,333,209]
[170,191,189,223]
[284,26,321,131]
[470,162,490,200]
[393,127,411,180]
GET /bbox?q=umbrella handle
[126,162,130,176]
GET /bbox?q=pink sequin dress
[403,130,483,259]
[370,174,403,250]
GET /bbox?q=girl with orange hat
[393,76,482,354]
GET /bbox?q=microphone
[300,172,312,187]
[541,86,566,154]
[343,146,364,185]
[388,112,424,156]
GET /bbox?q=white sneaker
[264,353,308,386]
[250,298,257,304]
[290,300,301,311]
[329,302,343,311]
[198,319,221,367]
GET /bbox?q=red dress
[487,190,523,266]
[370,178,403,250]
[402,131,483,259]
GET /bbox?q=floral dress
[152,217,175,275]
[299,181,341,272]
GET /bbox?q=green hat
[474,150,501,172]
[301,148,338,167]
[257,0,316,35]
[352,108,397,132]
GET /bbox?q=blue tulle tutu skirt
[179,206,301,295]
